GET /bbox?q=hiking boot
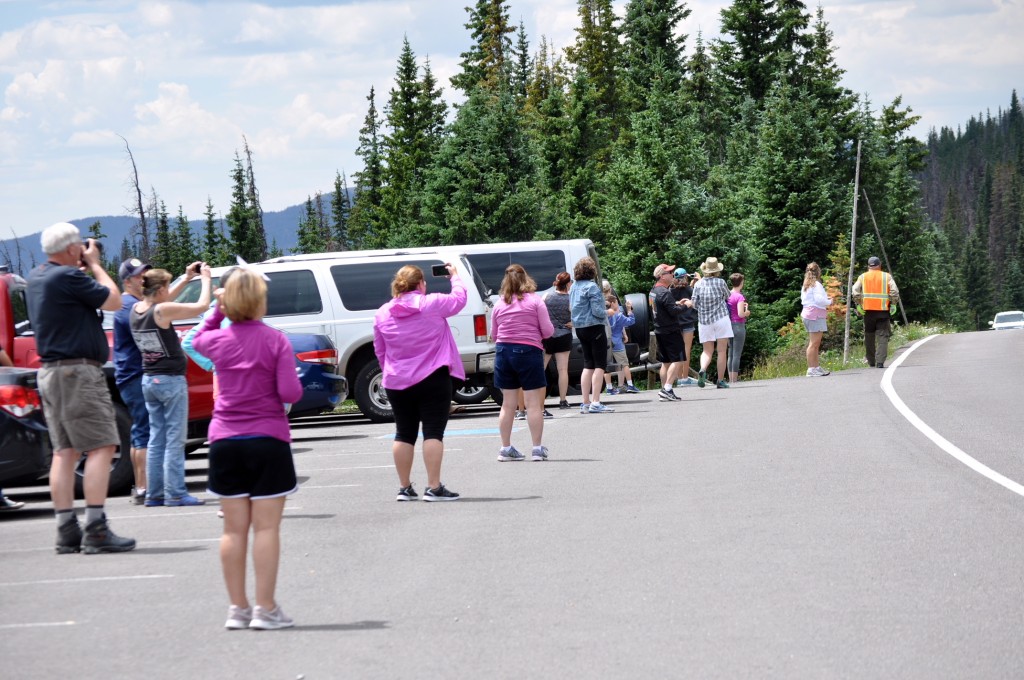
[225,605,252,630]
[396,484,418,501]
[82,517,136,554]
[423,484,460,502]
[497,446,525,462]
[55,517,83,554]
[697,370,707,388]
[531,446,549,461]
[249,605,294,630]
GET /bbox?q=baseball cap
[673,268,689,279]
[867,256,881,267]
[653,263,675,278]
[119,258,151,280]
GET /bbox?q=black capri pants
[575,324,608,370]
[385,367,453,445]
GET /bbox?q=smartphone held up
[431,263,450,277]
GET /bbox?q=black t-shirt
[650,284,683,333]
[27,262,111,363]
[670,284,697,327]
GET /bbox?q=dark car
[0,367,50,488]
[288,333,348,417]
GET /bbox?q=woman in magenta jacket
[373,263,467,502]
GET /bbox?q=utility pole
[843,140,861,365]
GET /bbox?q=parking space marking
[882,334,1024,498]
[295,464,395,472]
[0,574,173,588]
[293,451,383,458]
[5,538,220,554]
[298,484,362,489]
[0,621,78,629]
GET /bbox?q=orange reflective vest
[861,270,890,311]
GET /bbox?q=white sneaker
[250,605,294,630]
[224,605,252,630]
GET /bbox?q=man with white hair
[27,222,136,554]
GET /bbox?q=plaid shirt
[691,276,730,325]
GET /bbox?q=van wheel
[452,384,490,404]
[625,292,651,350]
[354,360,394,423]
[75,402,134,498]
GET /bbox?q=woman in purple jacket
[191,268,303,631]
[374,263,467,502]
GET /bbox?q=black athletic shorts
[575,324,608,370]
[541,332,572,355]
[386,367,452,445]
[208,436,297,500]
[655,331,684,363]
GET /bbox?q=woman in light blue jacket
[568,257,613,414]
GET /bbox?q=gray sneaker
[225,605,252,630]
[587,402,615,413]
[531,446,549,461]
[497,446,525,462]
[250,605,294,630]
[514,410,526,421]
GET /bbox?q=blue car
[287,332,348,417]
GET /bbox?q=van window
[266,269,322,316]
[331,260,452,311]
[466,250,567,294]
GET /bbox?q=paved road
[2,331,1023,679]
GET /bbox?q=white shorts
[698,316,734,342]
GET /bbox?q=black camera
[191,263,202,275]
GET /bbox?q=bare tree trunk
[242,136,267,260]
[118,134,150,259]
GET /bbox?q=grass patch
[751,321,954,380]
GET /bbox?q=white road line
[0,574,174,588]
[882,334,1024,498]
[0,621,78,629]
[5,538,220,554]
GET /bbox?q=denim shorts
[494,343,547,391]
[117,375,150,449]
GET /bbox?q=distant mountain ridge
[0,199,314,274]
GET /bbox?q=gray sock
[85,505,105,525]
[55,509,75,527]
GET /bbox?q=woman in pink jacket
[374,263,467,502]
[191,267,303,631]
[491,264,554,462]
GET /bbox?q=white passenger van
[175,248,495,422]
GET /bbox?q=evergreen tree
[511,20,531,103]
[682,31,730,164]
[565,0,621,124]
[172,206,196,274]
[747,79,846,327]
[597,72,710,295]
[294,196,320,254]
[381,38,423,240]
[226,153,263,263]
[201,197,228,266]
[153,200,173,270]
[349,87,386,249]
[421,87,541,245]
[330,171,352,251]
[620,0,690,110]
[451,0,515,93]
[964,227,996,329]
[242,137,268,260]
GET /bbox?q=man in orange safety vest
[852,256,900,369]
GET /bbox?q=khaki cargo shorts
[38,364,119,453]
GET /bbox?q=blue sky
[0,0,1020,240]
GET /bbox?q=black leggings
[386,367,452,445]
[575,325,608,370]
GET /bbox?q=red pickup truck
[0,268,345,495]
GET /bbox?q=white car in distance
[989,310,1024,330]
